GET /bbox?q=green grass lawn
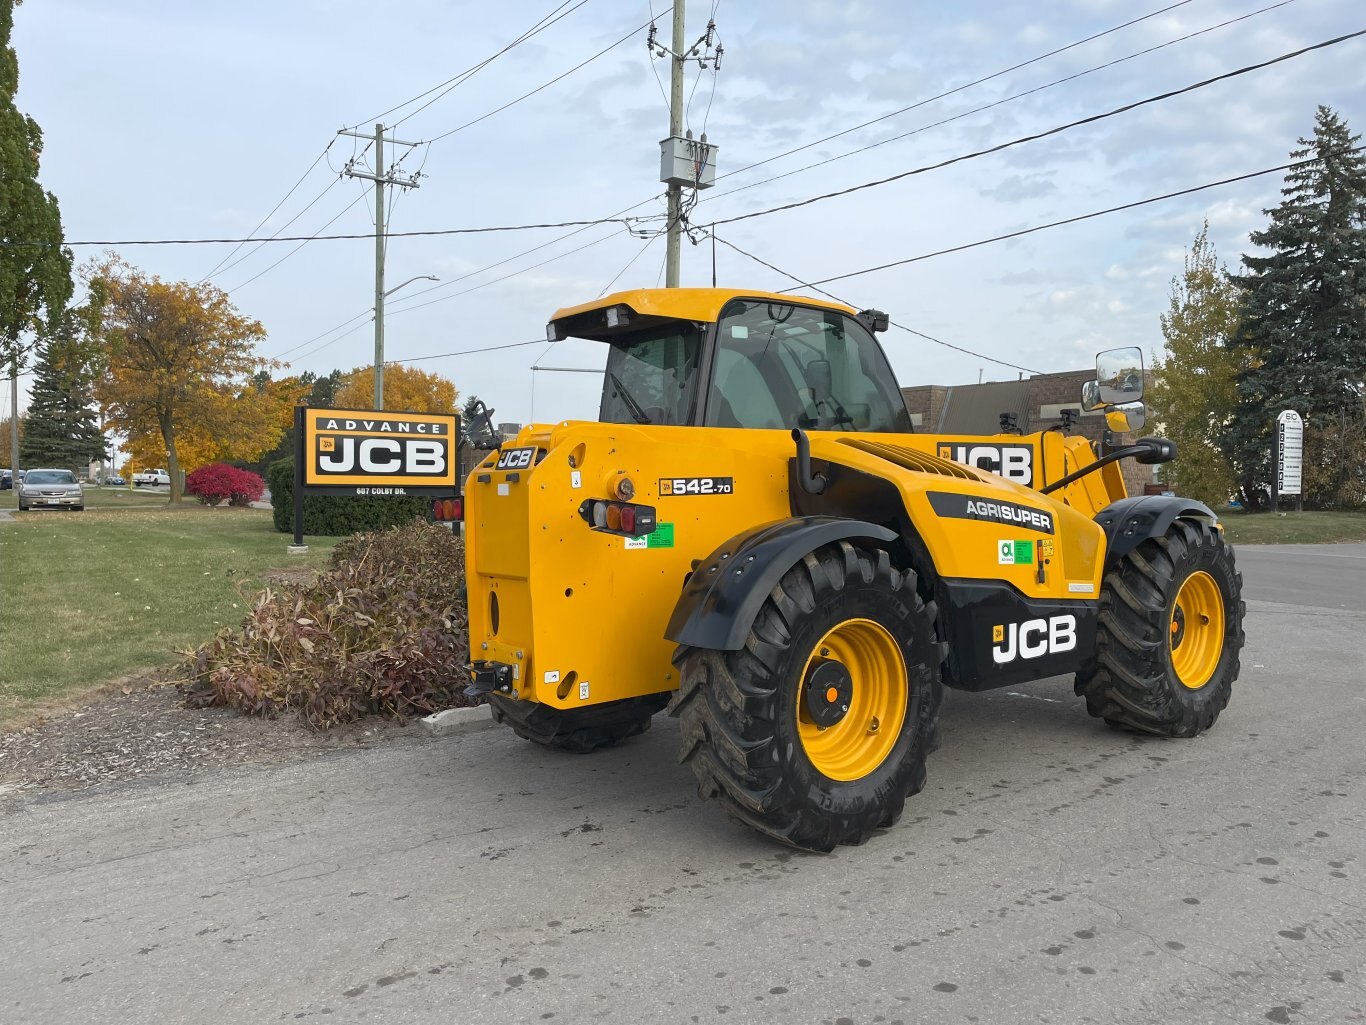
[1218,509,1366,545]
[0,485,170,511]
[0,507,337,725]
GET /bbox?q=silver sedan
[17,469,84,512]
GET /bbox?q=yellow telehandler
[464,288,1245,851]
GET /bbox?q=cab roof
[549,287,858,341]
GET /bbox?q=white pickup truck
[132,468,171,487]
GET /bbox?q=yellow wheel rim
[1170,571,1225,690]
[797,618,907,782]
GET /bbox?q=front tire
[672,542,943,852]
[1075,519,1244,736]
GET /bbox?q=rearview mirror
[1097,346,1144,404]
[1105,400,1146,434]
[1081,380,1104,411]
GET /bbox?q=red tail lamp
[578,499,656,538]
[432,497,463,521]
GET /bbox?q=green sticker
[646,522,675,548]
[998,539,1034,565]
[1013,540,1033,563]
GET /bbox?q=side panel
[937,579,1097,691]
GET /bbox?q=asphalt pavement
[3,544,1364,1025]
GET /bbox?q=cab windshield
[599,322,703,426]
[705,300,911,432]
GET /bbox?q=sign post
[1273,409,1303,514]
[289,406,461,551]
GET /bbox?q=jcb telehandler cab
[464,288,1245,852]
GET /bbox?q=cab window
[599,323,703,426]
[705,300,910,432]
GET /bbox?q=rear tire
[1075,519,1244,737]
[672,542,943,852]
[487,692,670,754]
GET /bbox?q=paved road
[3,544,1363,1025]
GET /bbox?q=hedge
[267,457,434,536]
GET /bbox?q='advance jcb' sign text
[303,408,458,493]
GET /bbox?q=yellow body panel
[465,421,1115,710]
[551,287,856,325]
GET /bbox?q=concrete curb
[420,705,496,737]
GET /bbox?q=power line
[198,141,334,281]
[347,1,589,131]
[696,0,1298,210]
[799,158,1336,290]
[223,191,370,293]
[705,0,1199,191]
[387,339,546,365]
[20,215,643,249]
[208,176,343,280]
[424,14,661,143]
[705,231,1043,375]
[705,28,1365,229]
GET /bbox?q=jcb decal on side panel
[659,476,734,496]
[938,443,1033,485]
[992,615,1077,664]
[495,447,537,470]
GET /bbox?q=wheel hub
[1170,605,1187,649]
[803,659,853,729]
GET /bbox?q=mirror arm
[1039,438,1176,496]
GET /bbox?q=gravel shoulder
[0,676,438,798]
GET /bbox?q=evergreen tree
[18,337,104,471]
[1228,106,1366,508]
[1150,224,1244,509]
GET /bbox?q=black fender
[1096,495,1219,566]
[665,516,898,651]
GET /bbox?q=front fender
[664,516,897,651]
[1096,495,1218,566]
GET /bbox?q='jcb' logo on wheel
[992,615,1076,664]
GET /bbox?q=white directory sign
[1276,409,1303,496]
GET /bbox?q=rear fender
[1096,496,1218,566]
[664,517,897,651]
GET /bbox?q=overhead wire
[423,13,663,143]
[705,29,1366,229]
[705,231,1044,374]
[198,141,334,282]
[223,190,370,293]
[695,0,1299,210]
[347,0,589,131]
[206,176,343,280]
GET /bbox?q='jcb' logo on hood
[992,615,1076,664]
[939,444,1033,485]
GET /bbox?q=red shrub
[186,464,266,507]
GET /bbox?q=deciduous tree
[1,0,73,473]
[90,257,279,502]
[334,364,458,415]
[1149,225,1245,508]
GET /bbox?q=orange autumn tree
[90,257,281,502]
[333,363,458,414]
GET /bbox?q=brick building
[900,369,1157,496]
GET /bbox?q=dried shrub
[186,463,266,507]
[181,520,473,727]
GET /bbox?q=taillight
[578,499,656,538]
[432,497,463,521]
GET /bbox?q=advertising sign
[301,407,459,496]
[1276,409,1303,497]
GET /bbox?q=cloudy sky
[12,0,1365,428]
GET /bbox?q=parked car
[18,468,84,511]
[105,474,126,486]
[132,468,171,487]
[0,469,11,490]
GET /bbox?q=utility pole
[650,5,722,288]
[337,123,422,409]
[664,3,686,288]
